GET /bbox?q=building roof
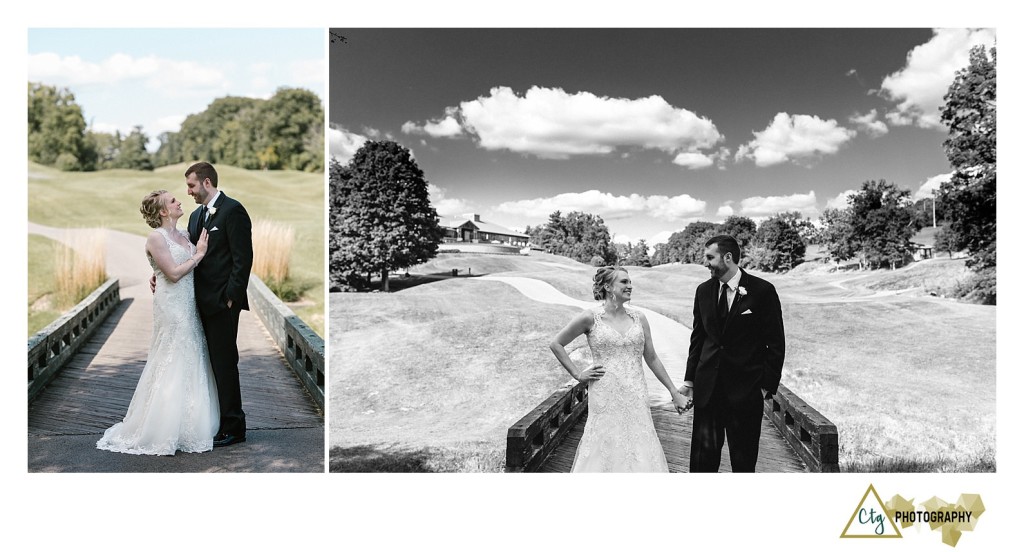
[440,215,530,238]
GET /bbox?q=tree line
[27,82,324,173]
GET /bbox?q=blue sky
[28,28,325,151]
[329,28,995,246]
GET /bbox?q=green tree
[848,180,922,269]
[746,211,807,272]
[114,126,154,170]
[939,44,996,279]
[716,216,757,248]
[532,211,617,265]
[27,82,95,170]
[257,87,325,172]
[330,141,443,292]
[818,206,857,263]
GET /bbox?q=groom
[680,235,785,472]
[185,161,253,447]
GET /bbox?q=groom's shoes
[213,433,246,447]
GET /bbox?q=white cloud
[825,189,857,210]
[407,86,722,161]
[880,28,996,129]
[29,52,229,96]
[289,59,326,88]
[495,189,706,222]
[428,184,474,217]
[739,191,818,217]
[328,125,369,163]
[735,113,855,167]
[914,172,953,200]
[612,233,633,244]
[151,114,186,135]
[848,109,888,138]
[672,152,714,170]
[402,114,464,138]
[716,204,734,218]
[649,230,678,246]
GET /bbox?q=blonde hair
[140,190,169,228]
[593,266,627,300]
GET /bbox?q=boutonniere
[207,206,217,216]
[737,286,748,297]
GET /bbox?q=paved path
[27,223,323,472]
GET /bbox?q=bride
[96,190,219,455]
[550,266,690,472]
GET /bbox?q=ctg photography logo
[840,484,985,547]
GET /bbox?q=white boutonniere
[737,286,748,297]
[207,206,217,216]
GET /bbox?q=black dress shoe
[214,434,246,447]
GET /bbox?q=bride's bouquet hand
[577,364,606,383]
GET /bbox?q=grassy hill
[331,252,995,472]
[27,161,324,335]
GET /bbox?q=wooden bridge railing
[507,380,840,472]
[247,275,324,411]
[506,381,588,472]
[763,383,839,472]
[28,278,120,403]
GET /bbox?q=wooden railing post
[28,278,120,402]
[506,381,589,472]
[246,275,325,411]
[763,383,840,472]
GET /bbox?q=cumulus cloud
[428,184,474,217]
[495,189,706,221]
[672,152,714,170]
[649,230,678,246]
[716,204,735,218]
[328,125,370,163]
[402,114,464,138]
[914,172,953,200]
[735,113,856,167]
[825,189,857,210]
[739,191,818,218]
[880,28,996,129]
[151,114,186,135]
[848,109,888,138]
[29,52,226,96]
[405,86,722,163]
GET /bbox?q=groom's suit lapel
[203,193,227,230]
[188,209,200,244]
[721,270,749,337]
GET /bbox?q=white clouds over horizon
[880,28,996,129]
[29,52,228,96]
[825,189,857,210]
[328,125,370,163]
[848,109,889,137]
[495,189,707,222]
[914,172,953,200]
[738,191,818,218]
[735,113,856,167]
[404,86,723,164]
[428,184,475,217]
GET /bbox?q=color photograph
[27,28,326,472]
[328,28,996,474]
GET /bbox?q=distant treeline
[28,82,324,173]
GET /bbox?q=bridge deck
[539,404,808,473]
[27,225,323,472]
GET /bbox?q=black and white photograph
[328,28,996,474]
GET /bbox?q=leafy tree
[329,141,443,292]
[114,126,154,170]
[531,211,617,265]
[716,216,757,248]
[256,87,325,172]
[745,211,807,272]
[933,225,960,259]
[818,207,858,263]
[848,180,922,269]
[27,82,95,170]
[939,44,996,279]
[617,240,652,267]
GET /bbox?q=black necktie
[718,283,729,323]
[199,205,208,228]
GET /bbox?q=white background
[4,2,1019,550]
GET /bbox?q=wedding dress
[96,227,219,455]
[571,306,669,472]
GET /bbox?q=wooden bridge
[27,225,324,473]
[507,381,838,473]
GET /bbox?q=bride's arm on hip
[549,310,603,383]
[639,313,690,412]
[146,230,207,284]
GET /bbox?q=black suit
[188,192,253,438]
[685,269,785,472]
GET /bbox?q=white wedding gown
[96,227,219,455]
[572,306,669,472]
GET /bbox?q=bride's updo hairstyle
[140,190,169,228]
[593,266,627,300]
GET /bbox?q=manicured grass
[27,161,324,336]
[332,253,996,472]
[27,234,61,336]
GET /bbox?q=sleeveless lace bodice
[96,226,218,455]
[571,305,669,472]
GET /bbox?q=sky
[28,28,325,151]
[329,28,995,246]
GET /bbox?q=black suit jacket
[188,192,253,316]
[684,269,785,409]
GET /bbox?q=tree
[618,240,652,267]
[818,207,858,264]
[532,211,617,265]
[716,216,757,248]
[27,82,95,170]
[939,44,996,277]
[257,87,325,172]
[745,211,807,272]
[848,180,922,269]
[115,126,154,170]
[329,141,443,292]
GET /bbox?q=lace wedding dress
[571,306,669,472]
[96,227,219,455]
